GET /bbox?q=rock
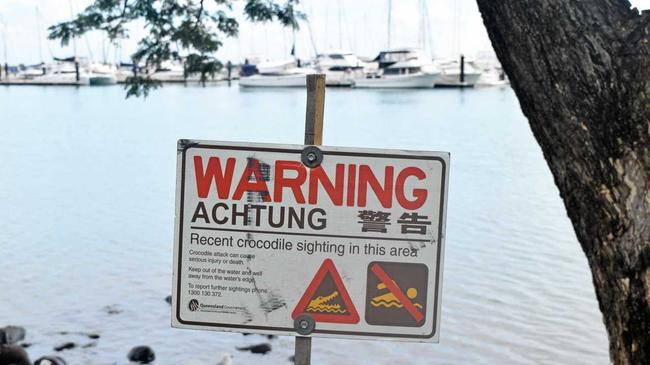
[19,343,31,348]
[165,295,172,305]
[216,353,233,365]
[34,355,67,365]
[54,342,76,352]
[102,304,123,315]
[0,344,31,365]
[58,331,100,339]
[236,343,271,355]
[0,326,26,345]
[288,355,295,363]
[266,334,277,340]
[127,345,155,364]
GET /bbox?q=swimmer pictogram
[370,282,423,309]
[292,259,360,324]
[365,261,428,327]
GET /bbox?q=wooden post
[295,73,325,365]
[227,60,232,86]
[294,336,312,365]
[304,74,325,145]
[460,54,465,84]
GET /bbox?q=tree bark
[475,1,649,363]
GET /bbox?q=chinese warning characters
[357,210,432,234]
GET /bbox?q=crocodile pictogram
[306,291,346,314]
[292,259,359,324]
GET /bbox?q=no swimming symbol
[366,261,428,327]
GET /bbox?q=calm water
[0,84,608,364]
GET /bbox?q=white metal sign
[172,140,449,342]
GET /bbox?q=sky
[0,0,648,65]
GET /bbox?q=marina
[0,53,508,89]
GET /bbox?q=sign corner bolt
[294,314,316,336]
[301,146,323,168]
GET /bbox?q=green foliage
[48,0,305,97]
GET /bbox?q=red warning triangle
[292,259,359,324]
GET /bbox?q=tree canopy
[49,0,304,97]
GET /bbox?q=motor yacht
[314,51,367,86]
[239,60,316,87]
[352,48,439,88]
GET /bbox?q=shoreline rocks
[0,344,31,365]
[127,345,155,364]
[0,326,26,345]
[236,343,271,355]
[54,342,76,352]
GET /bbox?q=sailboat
[87,62,118,85]
[32,58,90,85]
[239,39,316,87]
[352,1,439,88]
[472,56,509,87]
[433,57,482,87]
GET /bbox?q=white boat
[151,62,192,83]
[15,64,46,79]
[472,59,509,87]
[352,49,439,88]
[31,61,90,85]
[239,60,316,87]
[433,59,482,87]
[314,51,367,86]
[114,63,136,83]
[87,63,118,86]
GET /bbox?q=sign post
[172,77,449,362]
[295,74,326,365]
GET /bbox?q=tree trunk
[475,1,649,363]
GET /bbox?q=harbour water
[0,84,608,364]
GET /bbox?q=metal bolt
[307,152,317,162]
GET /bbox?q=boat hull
[323,70,365,86]
[352,73,438,88]
[239,73,308,87]
[30,74,90,86]
[434,72,482,87]
[89,74,118,86]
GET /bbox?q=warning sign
[292,259,359,324]
[172,140,449,342]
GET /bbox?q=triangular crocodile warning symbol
[292,259,359,324]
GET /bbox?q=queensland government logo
[188,299,200,312]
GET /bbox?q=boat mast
[303,2,318,57]
[0,14,8,72]
[68,0,77,59]
[35,7,43,64]
[423,0,435,57]
[386,0,392,49]
[452,0,460,57]
[337,0,343,49]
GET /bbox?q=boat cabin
[374,48,422,69]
